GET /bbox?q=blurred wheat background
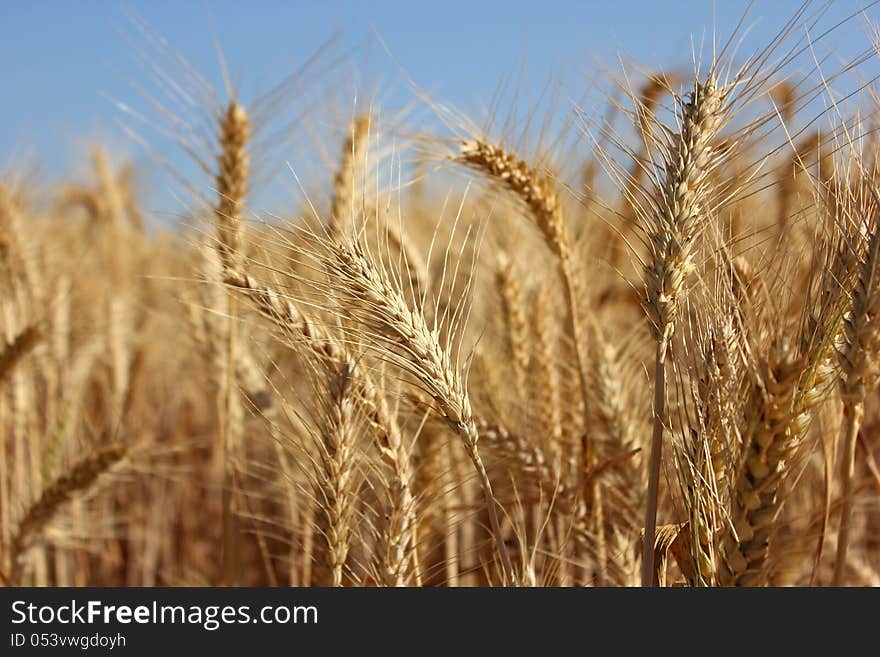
[2,0,880,587]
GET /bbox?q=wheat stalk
[212,99,251,584]
[640,74,726,586]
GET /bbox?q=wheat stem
[832,401,863,586]
[642,335,668,586]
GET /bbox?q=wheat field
[3,2,880,588]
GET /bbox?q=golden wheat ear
[215,100,251,270]
[210,98,252,585]
[494,251,530,394]
[302,357,360,587]
[831,180,880,585]
[8,443,129,584]
[329,114,370,238]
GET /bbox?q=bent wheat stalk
[223,267,419,585]
[458,138,599,577]
[322,237,516,583]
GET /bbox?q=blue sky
[1,1,878,212]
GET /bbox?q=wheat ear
[495,251,529,393]
[718,347,833,585]
[531,292,563,454]
[719,234,846,586]
[315,362,358,586]
[215,101,250,270]
[457,141,589,413]
[329,114,370,237]
[8,444,128,583]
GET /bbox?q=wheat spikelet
[324,239,472,431]
[589,322,637,458]
[459,140,565,258]
[586,319,644,582]
[836,199,880,405]
[0,183,45,309]
[475,416,559,490]
[642,75,726,341]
